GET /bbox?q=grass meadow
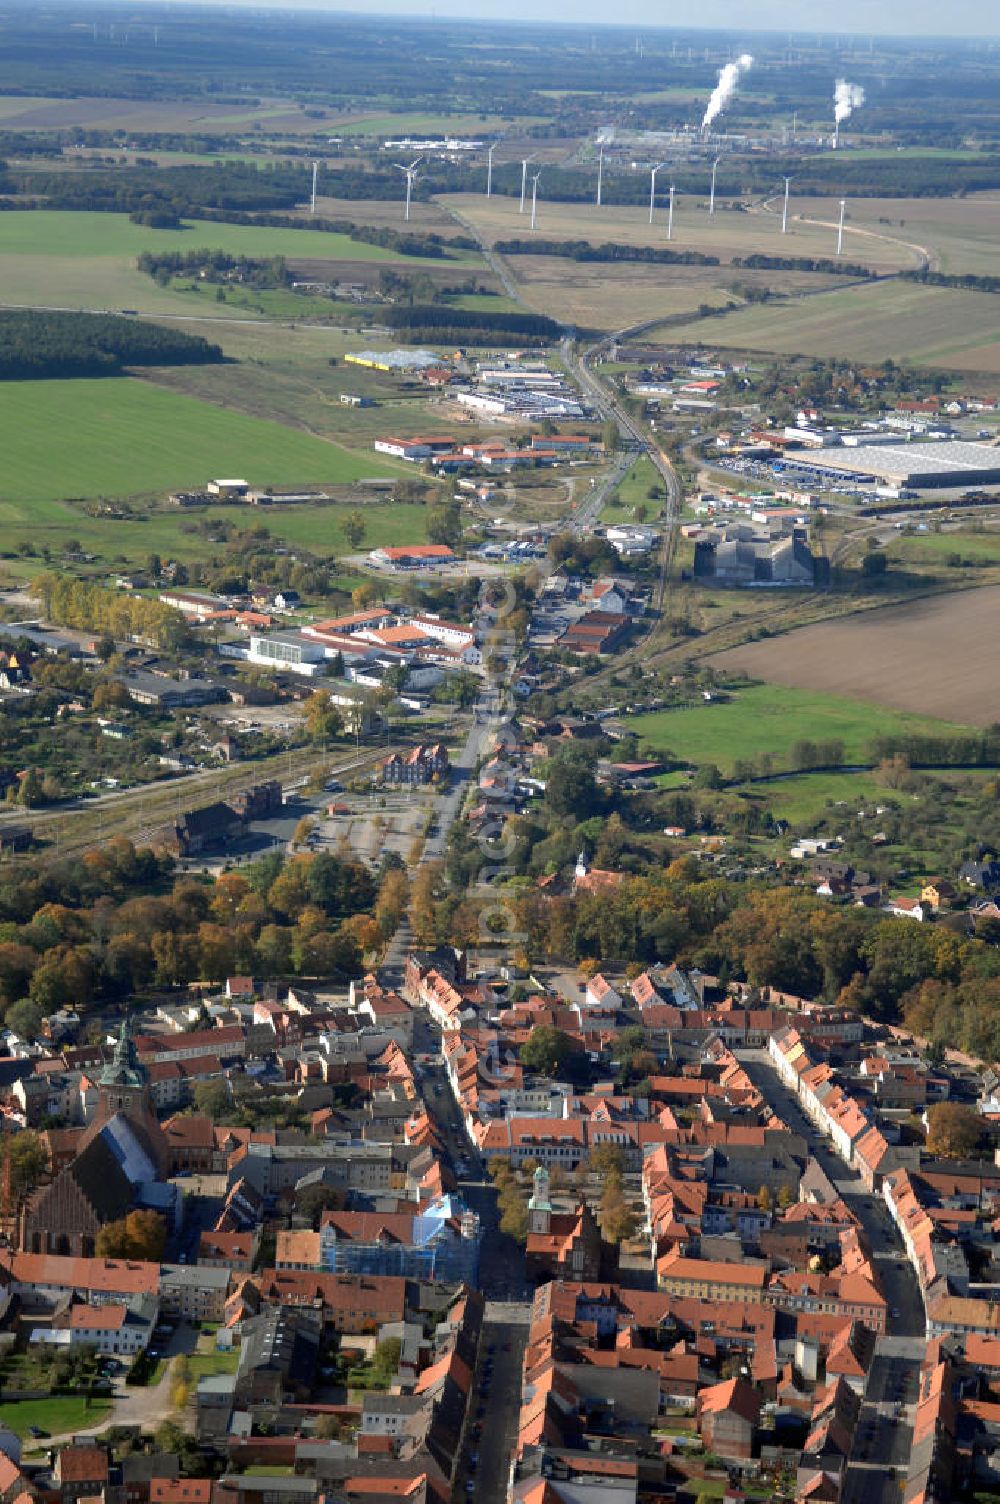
[630,683,970,776]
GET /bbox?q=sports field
[0,377,388,504]
[664,278,1000,371]
[0,210,480,316]
[710,587,1000,728]
[629,682,970,776]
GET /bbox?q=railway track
[0,745,393,859]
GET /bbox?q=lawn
[601,454,662,522]
[186,1349,240,1380]
[887,529,1000,567]
[0,1394,112,1439]
[628,683,971,777]
[0,377,390,505]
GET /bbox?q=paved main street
[736,1049,926,1502]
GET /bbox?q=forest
[0,310,223,381]
[382,304,561,343]
[0,838,408,1044]
[493,239,719,266]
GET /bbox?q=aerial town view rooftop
[0,3,998,1502]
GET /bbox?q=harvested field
[504,253,848,331]
[303,195,470,237]
[664,278,1000,371]
[711,586,1000,726]
[792,193,1000,278]
[440,192,917,273]
[0,93,331,133]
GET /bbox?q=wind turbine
[530,171,541,231]
[486,143,498,199]
[709,156,720,215]
[782,176,791,234]
[666,183,676,241]
[649,162,666,225]
[596,144,604,208]
[394,157,422,223]
[310,160,320,215]
[836,197,846,255]
[519,157,534,214]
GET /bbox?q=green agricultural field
[0,210,480,317]
[0,211,473,265]
[0,1394,112,1439]
[629,683,971,777]
[664,278,1000,371]
[0,377,388,505]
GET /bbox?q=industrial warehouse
[784,439,1000,490]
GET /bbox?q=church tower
[527,1163,552,1236]
[97,1015,150,1119]
[82,1015,169,1177]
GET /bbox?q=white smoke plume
[834,79,865,125]
[702,53,754,131]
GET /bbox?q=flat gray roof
[802,439,1000,484]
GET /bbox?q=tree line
[900,268,1000,296]
[137,248,293,289]
[383,303,561,342]
[868,730,1000,768]
[0,309,222,381]
[732,253,875,278]
[493,238,719,267]
[33,572,190,651]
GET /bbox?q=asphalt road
[455,1311,531,1504]
[412,1009,530,1301]
[735,1050,926,1500]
